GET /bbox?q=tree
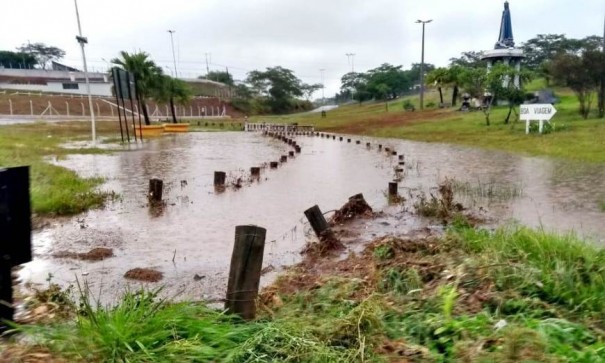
[153,75,192,123]
[0,51,36,69]
[426,68,450,104]
[487,64,533,124]
[550,52,602,119]
[449,51,486,69]
[340,72,370,104]
[200,71,234,86]
[366,64,410,100]
[301,83,323,101]
[112,51,163,125]
[246,66,309,113]
[17,43,65,69]
[407,63,436,85]
[521,34,604,83]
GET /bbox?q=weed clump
[414,179,463,219]
[330,194,373,225]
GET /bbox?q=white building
[0,68,111,96]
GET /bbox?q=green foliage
[152,75,192,123]
[449,51,487,69]
[112,51,163,125]
[21,289,259,362]
[451,226,605,313]
[0,50,36,69]
[16,42,65,69]
[0,122,118,216]
[246,66,314,114]
[373,245,393,260]
[550,50,605,119]
[200,71,235,86]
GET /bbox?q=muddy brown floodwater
[19,132,605,304]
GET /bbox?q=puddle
[19,132,605,304]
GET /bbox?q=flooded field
[19,131,605,303]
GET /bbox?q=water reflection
[19,132,605,303]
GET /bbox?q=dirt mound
[330,194,373,224]
[53,248,113,261]
[124,268,163,282]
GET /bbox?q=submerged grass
[450,178,523,202]
[11,225,605,362]
[0,121,119,216]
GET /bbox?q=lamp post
[73,0,96,144]
[167,30,177,78]
[319,68,325,105]
[416,19,432,110]
[345,53,355,73]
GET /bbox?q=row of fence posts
[1,99,227,118]
[0,132,405,326]
[298,130,406,200]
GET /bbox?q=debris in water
[330,194,373,224]
[53,248,114,261]
[124,268,163,282]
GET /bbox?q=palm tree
[153,75,192,123]
[111,51,162,125]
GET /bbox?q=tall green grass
[451,226,605,313]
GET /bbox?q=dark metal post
[111,68,124,143]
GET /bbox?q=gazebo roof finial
[495,1,515,49]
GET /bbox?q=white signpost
[520,104,557,134]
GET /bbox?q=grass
[259,88,605,163]
[9,224,605,362]
[451,178,524,203]
[0,121,120,216]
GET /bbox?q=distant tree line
[426,34,604,121]
[334,63,435,104]
[0,42,65,69]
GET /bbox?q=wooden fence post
[148,178,163,202]
[304,205,331,238]
[225,225,266,320]
[250,167,260,176]
[214,171,226,186]
[389,182,398,197]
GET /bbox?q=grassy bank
[7,225,605,362]
[262,90,605,163]
[0,121,119,216]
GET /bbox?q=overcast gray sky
[1,0,603,97]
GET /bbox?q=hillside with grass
[262,86,605,163]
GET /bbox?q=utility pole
[205,53,211,77]
[167,30,177,78]
[73,0,96,144]
[319,68,325,105]
[416,19,432,111]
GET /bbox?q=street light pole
[319,69,325,105]
[345,53,355,73]
[167,30,177,78]
[416,19,432,111]
[74,0,96,144]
